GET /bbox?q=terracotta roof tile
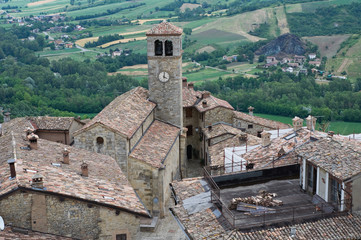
[296,137,361,180]
[1,118,35,136]
[225,214,361,239]
[233,111,290,130]
[129,120,179,168]
[146,21,183,35]
[203,123,244,140]
[77,87,156,138]
[182,86,201,107]
[28,116,76,131]
[195,92,234,113]
[0,132,149,217]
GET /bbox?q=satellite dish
[0,216,4,231]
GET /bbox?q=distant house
[264,61,278,68]
[294,55,306,63]
[266,56,276,64]
[282,57,292,64]
[28,36,35,41]
[222,55,237,62]
[112,50,123,57]
[309,60,321,67]
[286,67,294,73]
[299,68,308,75]
[288,62,299,68]
[308,53,316,59]
[65,43,74,48]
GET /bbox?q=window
[185,108,192,118]
[165,40,173,56]
[186,125,193,136]
[257,131,262,138]
[154,40,163,56]
[248,124,253,129]
[96,137,104,153]
[307,164,313,188]
[116,234,127,240]
[96,137,104,144]
[330,178,341,204]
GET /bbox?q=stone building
[1,117,85,145]
[74,21,187,218]
[0,130,150,239]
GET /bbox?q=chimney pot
[27,133,39,150]
[261,131,271,147]
[208,125,212,131]
[81,162,88,177]
[182,77,188,88]
[188,82,194,90]
[202,91,211,99]
[202,100,208,108]
[248,106,255,116]
[7,158,16,179]
[31,173,44,189]
[292,116,303,131]
[63,148,70,164]
[328,131,334,137]
[3,112,10,123]
[306,115,317,131]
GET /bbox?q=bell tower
[146,21,183,128]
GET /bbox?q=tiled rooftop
[0,132,149,217]
[29,116,79,131]
[296,137,361,180]
[0,227,74,240]
[203,123,244,140]
[233,111,290,129]
[225,214,361,240]
[182,86,201,108]
[129,120,179,168]
[171,178,232,240]
[76,87,156,138]
[1,118,35,136]
[195,92,234,113]
[146,21,183,35]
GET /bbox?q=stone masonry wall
[74,125,128,174]
[204,108,233,127]
[183,107,202,158]
[209,134,234,146]
[0,191,32,229]
[233,118,272,136]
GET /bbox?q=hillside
[255,33,305,57]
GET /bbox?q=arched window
[96,137,104,153]
[155,40,163,56]
[165,40,173,56]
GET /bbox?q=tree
[183,28,192,35]
[70,0,74,5]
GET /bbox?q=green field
[255,113,361,135]
[183,68,235,82]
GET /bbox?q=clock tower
[146,21,183,128]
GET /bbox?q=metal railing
[203,165,220,197]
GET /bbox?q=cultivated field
[303,35,350,58]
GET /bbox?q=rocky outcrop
[255,33,306,58]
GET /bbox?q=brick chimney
[188,82,194,90]
[248,106,255,116]
[261,131,271,147]
[3,112,10,123]
[182,77,188,88]
[306,115,317,131]
[7,158,16,179]
[27,133,39,150]
[328,131,334,137]
[202,91,211,99]
[238,133,248,142]
[292,116,303,131]
[31,173,44,189]
[81,162,88,177]
[63,148,70,164]
[202,100,208,108]
[25,127,33,139]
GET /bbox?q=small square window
[248,124,253,129]
[186,125,193,136]
[186,108,192,118]
[116,234,127,240]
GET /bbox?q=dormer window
[155,40,163,56]
[165,40,173,56]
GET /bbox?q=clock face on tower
[158,71,170,83]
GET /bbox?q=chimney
[27,133,39,150]
[3,112,10,123]
[81,162,88,177]
[31,173,44,189]
[25,127,33,138]
[248,106,255,116]
[238,133,248,142]
[306,115,317,131]
[7,158,16,179]
[208,125,212,131]
[202,100,208,108]
[261,131,271,147]
[182,77,188,88]
[188,82,194,90]
[292,116,303,131]
[202,91,211,99]
[328,131,334,137]
[63,148,70,164]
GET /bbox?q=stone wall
[74,125,128,174]
[209,134,234,146]
[0,190,141,239]
[129,112,155,151]
[0,191,32,229]
[233,118,272,136]
[36,130,69,145]
[352,177,361,211]
[69,120,85,143]
[183,107,202,159]
[204,107,233,127]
